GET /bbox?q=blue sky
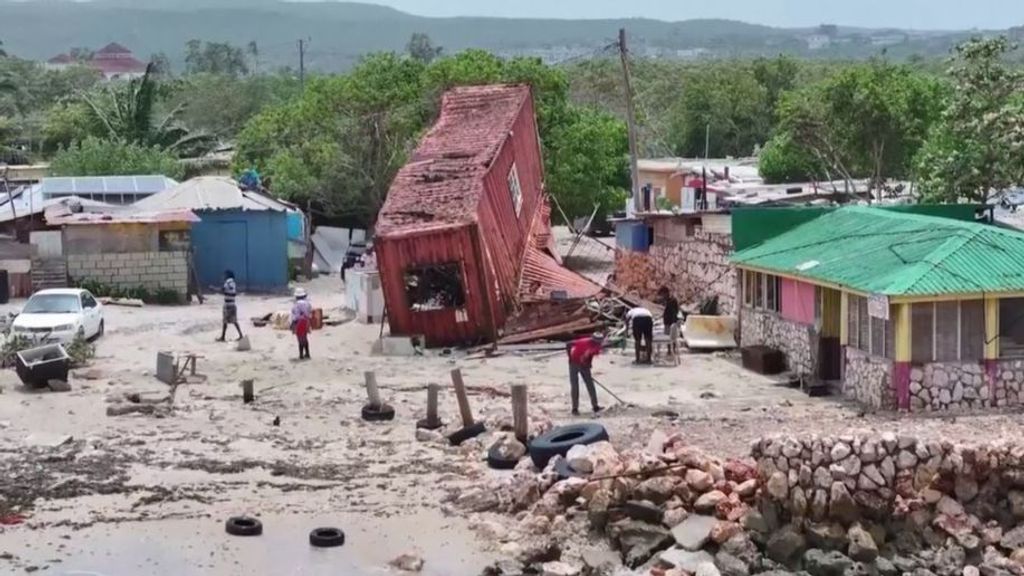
[364,0,1023,30]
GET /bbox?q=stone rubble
[477,431,1024,576]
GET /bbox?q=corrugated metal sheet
[134,177,290,212]
[732,206,1024,296]
[376,85,532,235]
[46,208,199,226]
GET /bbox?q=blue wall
[615,221,650,253]
[192,209,289,292]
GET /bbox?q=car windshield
[23,294,81,314]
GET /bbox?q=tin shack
[375,84,548,347]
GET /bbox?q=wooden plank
[450,368,475,426]
[511,384,529,442]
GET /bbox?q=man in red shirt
[567,333,605,416]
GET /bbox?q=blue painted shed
[133,177,291,292]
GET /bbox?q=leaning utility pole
[298,38,308,92]
[618,28,641,214]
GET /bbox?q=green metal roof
[731,206,1024,297]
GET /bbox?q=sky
[361,0,1024,30]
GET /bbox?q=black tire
[528,423,609,469]
[416,418,443,431]
[486,444,520,470]
[447,422,486,446]
[225,516,263,537]
[309,527,345,548]
[361,403,395,422]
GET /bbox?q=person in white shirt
[626,306,654,364]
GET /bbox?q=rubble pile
[474,433,1024,576]
[469,433,764,575]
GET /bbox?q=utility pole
[705,123,711,160]
[298,38,308,92]
[618,28,640,215]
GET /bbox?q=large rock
[832,442,853,462]
[767,472,790,500]
[687,469,715,492]
[695,491,728,514]
[830,483,859,525]
[721,532,761,568]
[672,514,718,551]
[541,561,581,576]
[806,523,850,552]
[938,496,966,518]
[1009,492,1024,520]
[716,552,750,576]
[566,441,619,475]
[955,475,979,503]
[766,525,807,566]
[389,553,425,572]
[697,562,723,576]
[847,525,878,563]
[457,489,500,512]
[804,549,855,576]
[621,500,664,524]
[660,548,715,573]
[1002,525,1024,551]
[607,519,673,568]
[636,477,678,505]
[491,434,528,461]
[735,479,758,498]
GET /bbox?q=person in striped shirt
[216,270,244,342]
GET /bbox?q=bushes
[74,279,183,305]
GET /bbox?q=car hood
[12,313,81,329]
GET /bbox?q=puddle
[6,509,494,575]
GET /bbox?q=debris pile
[471,433,764,575]
[475,433,1024,576]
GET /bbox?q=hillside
[0,0,993,71]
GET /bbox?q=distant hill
[0,0,997,72]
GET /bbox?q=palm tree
[81,63,215,156]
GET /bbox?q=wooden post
[364,371,382,408]
[511,384,528,443]
[450,368,474,426]
[241,379,254,404]
[425,383,441,428]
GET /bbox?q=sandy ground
[3,272,1024,575]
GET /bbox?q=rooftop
[376,84,531,236]
[133,177,291,212]
[731,206,1024,297]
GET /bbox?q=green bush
[73,278,183,305]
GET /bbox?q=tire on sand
[225,516,263,537]
[528,423,609,469]
[361,403,396,422]
[309,527,346,548]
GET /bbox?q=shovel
[591,376,637,408]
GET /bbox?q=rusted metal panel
[376,225,502,348]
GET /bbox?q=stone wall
[909,361,1024,412]
[613,228,736,315]
[68,251,188,297]
[754,433,1024,534]
[740,307,816,376]
[844,348,895,410]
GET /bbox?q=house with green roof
[731,205,1024,412]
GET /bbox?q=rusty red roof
[376,84,531,236]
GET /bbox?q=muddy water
[8,510,494,575]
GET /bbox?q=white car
[11,289,105,344]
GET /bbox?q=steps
[31,258,68,292]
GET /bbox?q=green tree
[545,106,629,220]
[81,64,214,156]
[184,40,249,77]
[916,37,1024,203]
[41,102,99,154]
[668,66,770,158]
[406,33,443,64]
[149,52,172,76]
[758,132,824,183]
[770,61,943,190]
[51,137,185,179]
[752,55,800,116]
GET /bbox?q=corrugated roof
[133,177,290,212]
[0,194,112,224]
[45,205,198,226]
[376,84,530,236]
[731,206,1024,297]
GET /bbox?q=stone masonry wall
[910,361,1024,412]
[844,348,895,410]
[753,433,1024,553]
[68,251,188,297]
[740,307,816,376]
[614,229,736,315]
